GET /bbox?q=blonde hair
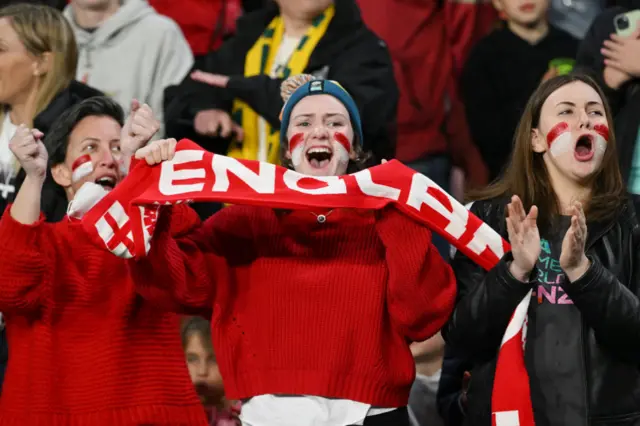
[0,3,78,127]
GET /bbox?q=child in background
[182,317,241,426]
[461,0,578,181]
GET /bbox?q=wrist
[23,173,45,188]
[508,261,532,282]
[564,256,590,282]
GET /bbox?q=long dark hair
[468,73,626,231]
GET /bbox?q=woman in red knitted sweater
[130,75,457,426]
[0,96,207,425]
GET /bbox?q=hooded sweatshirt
[63,0,194,138]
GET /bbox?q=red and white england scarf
[80,139,534,425]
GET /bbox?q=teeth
[307,147,331,154]
[96,177,115,185]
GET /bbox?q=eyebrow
[555,101,603,107]
[80,137,101,143]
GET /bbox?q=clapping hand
[505,195,540,282]
[9,125,47,181]
[559,201,590,281]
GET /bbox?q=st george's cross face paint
[71,154,94,183]
[546,121,609,161]
[288,131,352,168]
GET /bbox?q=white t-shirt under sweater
[242,35,396,426]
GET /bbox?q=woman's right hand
[9,125,47,181]
[505,195,540,281]
[134,138,178,165]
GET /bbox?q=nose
[578,109,592,130]
[98,149,117,169]
[310,123,330,141]
[195,360,208,377]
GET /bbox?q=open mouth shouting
[574,134,594,162]
[94,174,117,190]
[305,146,334,170]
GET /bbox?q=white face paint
[594,133,607,156]
[71,154,94,183]
[549,131,573,157]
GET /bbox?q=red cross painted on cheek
[334,132,352,153]
[546,122,569,147]
[593,124,609,142]
[289,133,305,151]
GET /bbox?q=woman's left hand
[560,201,590,281]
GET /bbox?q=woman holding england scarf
[128,75,456,426]
[164,0,397,169]
[443,73,640,426]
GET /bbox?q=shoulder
[137,12,186,38]
[34,81,104,132]
[467,197,508,231]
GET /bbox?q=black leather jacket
[442,197,640,426]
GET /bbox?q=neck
[71,0,120,29]
[507,19,549,44]
[548,169,591,215]
[8,88,39,127]
[281,12,313,38]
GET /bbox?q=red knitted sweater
[130,205,456,407]
[0,208,207,426]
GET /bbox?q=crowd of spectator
[0,0,639,425]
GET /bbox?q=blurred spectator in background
[575,3,640,201]
[436,346,472,426]
[0,3,102,217]
[62,0,193,138]
[461,0,578,181]
[164,0,397,167]
[182,316,241,426]
[148,0,242,68]
[357,0,491,259]
[407,334,446,426]
[548,0,606,39]
[0,3,103,393]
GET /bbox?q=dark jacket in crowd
[575,6,640,187]
[437,345,472,426]
[0,80,103,392]
[442,197,640,426]
[461,26,578,181]
[163,0,398,164]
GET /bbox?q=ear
[349,147,358,160]
[531,128,547,153]
[32,52,53,77]
[284,149,292,159]
[51,163,72,188]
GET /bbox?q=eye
[297,121,310,127]
[588,110,604,116]
[186,354,199,363]
[112,145,121,152]
[559,109,572,115]
[84,143,96,152]
[328,121,345,127]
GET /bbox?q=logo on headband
[309,80,324,92]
